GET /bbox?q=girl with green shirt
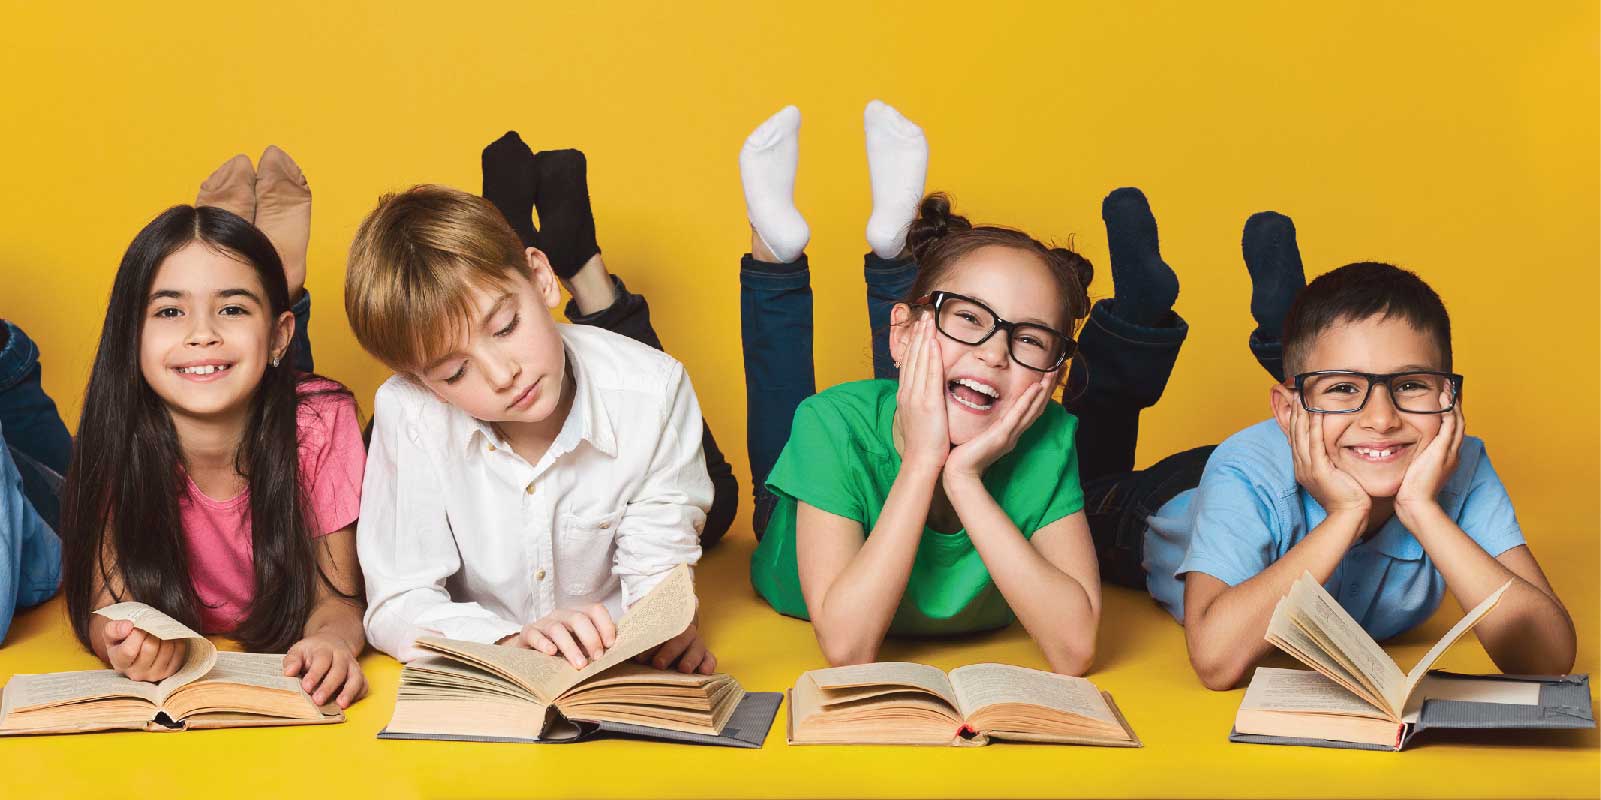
[735,103,1108,674]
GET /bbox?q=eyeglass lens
[1301,372,1456,413]
[935,296,1066,371]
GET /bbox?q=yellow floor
[2,516,1596,800]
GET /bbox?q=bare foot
[254,145,312,301]
[197,154,257,222]
[750,228,781,264]
[564,253,617,316]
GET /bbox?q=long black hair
[62,204,349,653]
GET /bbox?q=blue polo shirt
[1142,419,1524,641]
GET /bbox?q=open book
[0,603,340,735]
[379,565,780,747]
[1232,572,1594,750]
[787,661,1139,747]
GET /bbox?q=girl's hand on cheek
[105,619,189,683]
[945,373,1052,480]
[897,316,950,471]
[284,633,368,708]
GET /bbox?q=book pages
[414,639,570,703]
[1395,580,1511,709]
[93,602,217,700]
[2,670,159,712]
[1266,601,1390,712]
[807,662,959,710]
[1240,668,1388,717]
[1416,673,1541,705]
[1286,574,1405,701]
[420,563,696,703]
[195,652,308,694]
[948,663,1115,725]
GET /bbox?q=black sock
[481,131,542,249]
[1241,211,1306,342]
[532,149,601,279]
[1102,187,1179,327]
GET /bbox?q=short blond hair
[345,185,529,373]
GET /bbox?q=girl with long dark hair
[61,150,369,708]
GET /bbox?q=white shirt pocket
[556,507,625,598]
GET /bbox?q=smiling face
[414,251,571,428]
[138,242,293,422]
[889,245,1069,446]
[1272,314,1449,498]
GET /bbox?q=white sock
[739,105,809,263]
[864,99,929,260]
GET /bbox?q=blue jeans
[742,252,916,538]
[0,321,74,531]
[1068,299,1281,587]
[0,292,315,530]
[0,433,59,644]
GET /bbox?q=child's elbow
[1040,630,1096,677]
[1045,643,1095,677]
[814,626,879,668]
[1188,646,1248,691]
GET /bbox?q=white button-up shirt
[358,324,710,661]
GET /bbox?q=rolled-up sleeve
[358,384,521,661]
[613,361,707,609]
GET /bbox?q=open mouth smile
[947,377,1000,413]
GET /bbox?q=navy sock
[481,131,542,249]
[1241,211,1306,342]
[1102,187,1179,327]
[532,149,601,280]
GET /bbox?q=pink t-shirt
[177,379,365,633]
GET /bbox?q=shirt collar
[1363,515,1426,561]
[458,325,617,459]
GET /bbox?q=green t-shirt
[749,379,1085,636]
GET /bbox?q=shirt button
[486,444,496,453]
[525,483,535,495]
[599,520,611,530]
[535,569,547,581]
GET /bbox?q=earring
[270,354,282,368]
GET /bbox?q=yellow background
[1,1,1596,797]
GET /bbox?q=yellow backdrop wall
[1,0,1595,663]
[1,3,1598,797]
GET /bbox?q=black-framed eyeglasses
[1292,370,1464,414]
[912,291,1076,372]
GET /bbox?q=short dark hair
[1281,261,1452,376]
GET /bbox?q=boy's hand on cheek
[634,623,717,675]
[945,374,1052,481]
[284,633,368,708]
[105,620,189,683]
[499,605,617,669]
[898,316,951,471]
[1395,394,1464,524]
[1290,404,1370,522]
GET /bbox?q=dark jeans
[1068,299,1282,587]
[564,276,739,549]
[741,252,916,538]
[0,292,316,531]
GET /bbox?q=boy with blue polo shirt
[1073,198,1576,690]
